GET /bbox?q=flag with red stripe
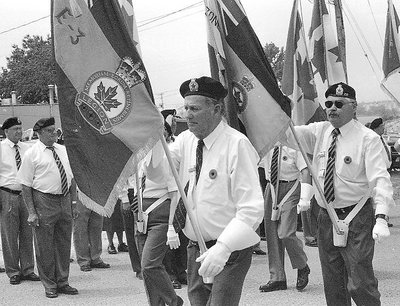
[206,0,291,157]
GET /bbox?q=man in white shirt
[259,145,311,293]
[284,83,393,306]
[169,76,264,306]
[17,117,78,299]
[0,117,39,285]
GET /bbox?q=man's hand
[27,213,39,227]
[196,242,231,278]
[297,199,310,214]
[372,218,390,242]
[166,225,180,249]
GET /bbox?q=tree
[0,35,56,104]
[263,42,285,83]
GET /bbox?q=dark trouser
[187,240,252,306]
[121,206,141,273]
[136,198,179,306]
[32,190,73,290]
[318,200,380,306]
[73,199,104,267]
[164,230,188,282]
[0,190,35,278]
[264,182,307,281]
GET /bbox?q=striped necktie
[380,137,391,162]
[270,146,280,189]
[324,128,340,203]
[14,144,21,170]
[47,146,69,196]
[173,182,189,233]
[131,175,146,213]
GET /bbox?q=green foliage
[0,35,56,104]
[263,42,285,82]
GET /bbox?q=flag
[117,0,142,55]
[282,0,326,125]
[206,0,291,158]
[381,0,400,104]
[308,0,346,104]
[52,0,163,216]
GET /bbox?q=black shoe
[252,248,267,255]
[57,285,79,295]
[172,279,182,289]
[21,273,40,281]
[296,264,310,290]
[80,265,92,272]
[305,240,318,247]
[45,288,58,298]
[117,242,129,252]
[259,280,287,292]
[108,245,117,254]
[90,261,110,269]
[0,267,5,273]
[10,275,21,285]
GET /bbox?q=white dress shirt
[287,119,394,215]
[260,145,306,181]
[0,139,30,190]
[169,120,264,242]
[17,141,73,194]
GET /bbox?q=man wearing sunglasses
[283,82,393,306]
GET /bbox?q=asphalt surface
[1,173,400,305]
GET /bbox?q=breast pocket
[335,154,360,181]
[202,169,228,205]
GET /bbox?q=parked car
[383,134,400,171]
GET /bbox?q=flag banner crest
[52,0,163,216]
[206,0,291,158]
[282,0,326,125]
[381,0,400,104]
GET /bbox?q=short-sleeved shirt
[17,140,73,194]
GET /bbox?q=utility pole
[158,92,164,110]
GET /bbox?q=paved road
[1,180,400,305]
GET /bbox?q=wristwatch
[375,214,389,222]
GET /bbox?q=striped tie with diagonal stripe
[131,175,146,213]
[173,182,189,233]
[270,146,280,190]
[324,128,340,203]
[14,144,21,170]
[47,146,69,196]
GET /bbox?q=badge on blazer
[344,156,352,164]
[209,169,217,179]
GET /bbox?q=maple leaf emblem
[93,82,122,111]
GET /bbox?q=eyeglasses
[324,100,352,109]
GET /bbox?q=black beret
[161,109,176,119]
[33,117,55,132]
[370,118,383,130]
[1,117,21,130]
[325,82,356,100]
[179,76,227,100]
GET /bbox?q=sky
[0,0,397,109]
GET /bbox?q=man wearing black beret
[0,117,39,284]
[369,117,392,170]
[17,117,79,298]
[283,82,393,305]
[169,76,264,305]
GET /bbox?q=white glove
[166,225,180,249]
[372,218,390,242]
[196,242,231,278]
[297,183,313,214]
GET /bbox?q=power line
[0,15,49,35]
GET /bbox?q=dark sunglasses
[324,100,352,109]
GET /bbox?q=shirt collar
[4,138,20,148]
[201,120,225,150]
[330,119,355,138]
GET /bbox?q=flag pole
[289,121,341,234]
[159,134,208,254]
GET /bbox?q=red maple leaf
[94,82,122,111]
